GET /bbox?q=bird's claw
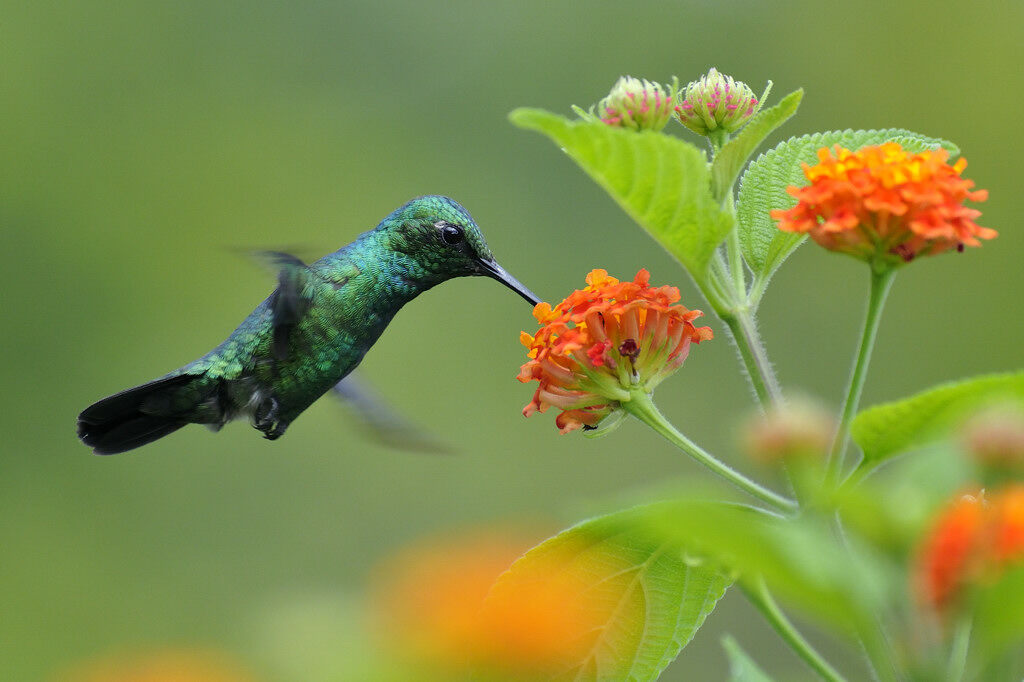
[253,395,287,440]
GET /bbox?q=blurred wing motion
[332,373,452,454]
[259,250,314,361]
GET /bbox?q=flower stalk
[826,267,896,485]
[621,390,797,514]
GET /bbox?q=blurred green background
[3,0,1021,679]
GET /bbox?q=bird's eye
[440,223,464,246]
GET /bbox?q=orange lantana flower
[772,143,994,265]
[915,484,1024,611]
[518,269,712,433]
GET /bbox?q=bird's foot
[253,395,287,440]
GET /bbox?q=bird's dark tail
[77,374,199,455]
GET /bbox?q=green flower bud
[743,398,833,465]
[675,67,764,136]
[596,76,676,132]
[961,405,1024,481]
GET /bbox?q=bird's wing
[331,373,452,454]
[259,251,314,362]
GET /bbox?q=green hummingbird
[77,195,540,454]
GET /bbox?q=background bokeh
[3,1,1022,679]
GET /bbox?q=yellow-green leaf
[510,108,733,282]
[852,371,1024,470]
[481,506,731,681]
[711,90,802,202]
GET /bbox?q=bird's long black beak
[478,258,542,306]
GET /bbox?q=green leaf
[736,128,959,285]
[723,636,776,682]
[851,371,1024,470]
[510,108,733,281]
[638,500,891,634]
[711,90,802,202]
[482,506,731,682]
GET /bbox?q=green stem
[621,390,797,514]
[946,617,972,682]
[748,272,770,310]
[825,268,896,485]
[705,254,738,312]
[721,310,783,408]
[724,195,746,296]
[858,622,900,682]
[741,577,847,682]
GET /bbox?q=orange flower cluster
[915,485,1024,610]
[518,269,712,433]
[772,143,994,265]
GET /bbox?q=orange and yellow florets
[772,143,994,265]
[518,269,712,433]
[915,484,1024,611]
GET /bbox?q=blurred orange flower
[369,529,540,675]
[772,143,993,265]
[370,527,617,679]
[518,269,712,433]
[56,650,256,682]
[915,484,1024,610]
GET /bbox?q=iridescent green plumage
[78,196,539,454]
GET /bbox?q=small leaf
[723,636,776,682]
[510,108,733,282]
[736,128,959,285]
[711,90,803,202]
[833,446,974,554]
[481,506,731,682]
[851,371,1024,471]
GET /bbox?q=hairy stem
[721,310,784,408]
[621,390,797,514]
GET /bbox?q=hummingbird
[77,195,540,455]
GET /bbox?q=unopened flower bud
[744,399,833,465]
[961,406,1024,478]
[675,67,763,136]
[596,76,676,132]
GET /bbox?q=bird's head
[382,196,540,306]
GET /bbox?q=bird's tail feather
[77,374,197,454]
